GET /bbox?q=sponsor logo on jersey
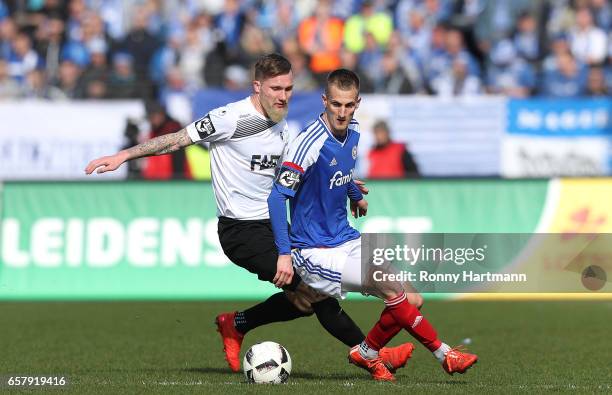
[329,169,354,189]
[352,146,358,159]
[277,169,301,191]
[195,114,216,139]
[330,157,337,166]
[251,155,280,171]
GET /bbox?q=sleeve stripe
[295,130,326,166]
[282,161,304,173]
[292,124,323,164]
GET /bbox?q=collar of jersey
[318,114,350,146]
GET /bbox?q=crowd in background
[0,0,611,104]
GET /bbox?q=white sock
[433,343,451,363]
[358,341,379,360]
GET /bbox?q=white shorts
[291,237,363,299]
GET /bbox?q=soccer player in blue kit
[268,69,478,381]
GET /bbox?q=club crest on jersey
[195,114,216,139]
[352,146,358,159]
[329,169,354,189]
[277,169,301,191]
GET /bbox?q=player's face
[254,72,294,123]
[322,84,360,135]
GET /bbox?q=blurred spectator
[339,46,374,92]
[178,22,209,90]
[430,56,482,97]
[387,30,425,92]
[60,39,89,68]
[238,17,275,67]
[118,7,161,80]
[149,28,183,85]
[203,40,229,88]
[298,0,344,79]
[159,66,191,122]
[513,12,540,62]
[223,64,249,90]
[0,17,17,59]
[285,50,319,92]
[66,0,87,42]
[7,32,39,82]
[375,50,415,94]
[474,0,531,50]
[590,0,611,32]
[83,77,108,99]
[215,0,245,57]
[421,0,454,27]
[34,15,65,82]
[448,0,485,29]
[141,100,192,180]
[543,32,570,72]
[358,31,384,87]
[444,28,479,76]
[108,52,143,99]
[22,68,64,99]
[343,0,393,53]
[540,51,588,97]
[0,58,21,98]
[367,120,419,179]
[426,27,479,90]
[485,39,535,97]
[53,59,85,99]
[585,66,608,96]
[80,38,109,89]
[545,0,577,40]
[397,7,432,61]
[569,7,607,65]
[258,0,299,48]
[423,23,448,81]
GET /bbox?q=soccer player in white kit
[268,69,478,381]
[84,54,413,374]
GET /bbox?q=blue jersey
[268,115,363,254]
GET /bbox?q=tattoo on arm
[125,129,192,159]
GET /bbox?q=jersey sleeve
[273,126,327,197]
[186,105,237,143]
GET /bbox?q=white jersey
[186,96,290,220]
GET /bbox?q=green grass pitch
[1,300,610,394]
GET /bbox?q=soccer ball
[243,341,292,384]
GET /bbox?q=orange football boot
[348,346,396,381]
[442,346,478,375]
[215,312,244,372]
[379,343,415,372]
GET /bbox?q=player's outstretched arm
[84,129,192,175]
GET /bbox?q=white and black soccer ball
[243,341,292,384]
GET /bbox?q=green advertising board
[0,180,548,300]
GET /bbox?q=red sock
[364,308,401,350]
[384,293,442,352]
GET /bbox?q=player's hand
[274,254,294,288]
[84,151,128,175]
[351,199,368,218]
[354,179,369,195]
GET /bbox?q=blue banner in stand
[507,98,612,136]
[502,99,612,177]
